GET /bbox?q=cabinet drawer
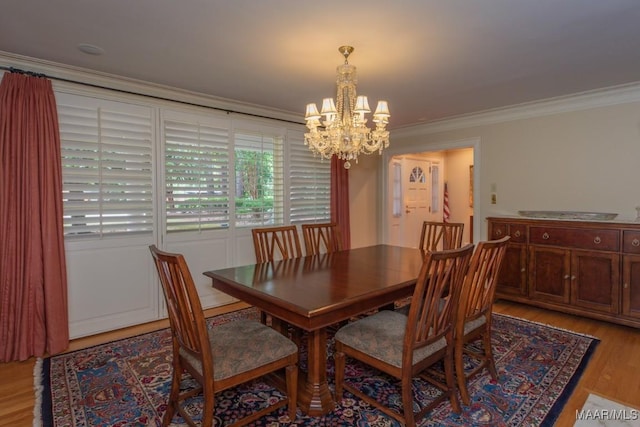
[490,222,527,243]
[490,223,508,240]
[623,231,640,254]
[530,227,619,251]
[508,224,527,243]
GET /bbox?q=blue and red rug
[36,309,598,426]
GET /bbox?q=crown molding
[0,51,304,125]
[392,81,640,139]
[4,50,639,135]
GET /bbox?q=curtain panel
[0,73,69,361]
[330,156,351,250]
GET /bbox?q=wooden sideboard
[488,216,640,328]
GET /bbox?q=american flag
[443,182,450,223]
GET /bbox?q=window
[58,94,154,237]
[410,166,426,183]
[164,117,230,232]
[431,164,440,213]
[234,130,284,227]
[392,162,402,217]
[59,92,330,236]
[289,130,331,223]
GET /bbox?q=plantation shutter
[288,131,331,223]
[58,94,154,237]
[164,117,230,232]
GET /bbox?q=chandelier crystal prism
[304,46,390,169]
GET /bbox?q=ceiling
[2,0,640,129]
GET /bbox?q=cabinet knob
[593,236,601,244]
[571,275,576,281]
[624,282,629,289]
[514,230,521,238]
[564,274,570,280]
[542,232,550,240]
[496,229,503,236]
[632,238,640,247]
[521,268,526,272]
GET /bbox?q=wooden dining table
[203,244,425,416]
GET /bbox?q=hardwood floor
[2,300,639,427]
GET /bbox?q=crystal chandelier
[304,46,390,169]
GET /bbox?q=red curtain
[330,156,351,249]
[0,73,69,361]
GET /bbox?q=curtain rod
[0,65,304,126]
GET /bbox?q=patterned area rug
[36,309,599,426]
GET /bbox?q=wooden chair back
[453,236,510,405]
[301,222,342,255]
[252,225,302,262]
[333,244,474,425]
[149,245,299,426]
[405,244,475,359]
[149,245,210,370]
[457,236,510,324]
[419,221,465,252]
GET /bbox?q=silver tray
[517,211,618,221]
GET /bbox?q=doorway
[388,155,443,246]
[383,138,479,248]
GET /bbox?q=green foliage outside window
[235,149,276,223]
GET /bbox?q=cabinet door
[623,255,640,319]
[496,243,527,297]
[570,250,620,314]
[529,246,571,304]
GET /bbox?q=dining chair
[149,245,299,427]
[301,222,342,255]
[252,225,302,263]
[393,220,465,315]
[419,221,465,252]
[454,235,510,405]
[334,244,475,426]
[251,225,303,340]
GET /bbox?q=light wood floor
[1,300,639,427]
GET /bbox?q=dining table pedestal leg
[297,328,336,415]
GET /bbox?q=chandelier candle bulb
[304,45,390,169]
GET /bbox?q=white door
[388,156,441,247]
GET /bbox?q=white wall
[349,84,640,245]
[444,148,474,244]
[348,154,382,248]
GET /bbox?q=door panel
[571,250,619,314]
[387,160,403,246]
[529,246,571,303]
[389,157,441,248]
[497,244,528,296]
[623,255,640,319]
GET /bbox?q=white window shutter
[164,118,230,232]
[288,131,331,223]
[58,94,154,237]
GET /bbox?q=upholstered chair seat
[335,310,447,368]
[180,319,298,381]
[149,245,299,427]
[334,244,475,427]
